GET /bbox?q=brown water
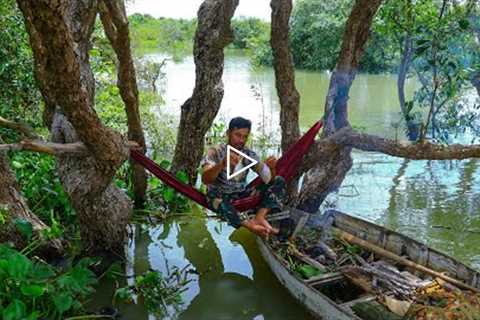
[91,52,480,319]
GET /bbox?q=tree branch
[303,128,480,169]
[0,140,140,156]
[0,116,39,139]
[338,130,480,160]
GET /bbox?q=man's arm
[201,158,226,185]
[254,156,277,184]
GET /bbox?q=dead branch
[0,116,39,139]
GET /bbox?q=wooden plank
[340,295,377,309]
[306,272,344,286]
[289,245,327,273]
[333,227,480,293]
[290,211,309,239]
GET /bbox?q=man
[201,117,286,237]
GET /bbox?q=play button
[226,145,258,180]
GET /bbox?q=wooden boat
[257,209,480,320]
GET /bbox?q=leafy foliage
[0,0,41,130]
[0,244,97,320]
[10,153,75,226]
[114,268,191,318]
[128,14,196,59]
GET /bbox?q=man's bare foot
[242,219,269,238]
[254,216,279,235]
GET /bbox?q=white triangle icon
[226,145,258,180]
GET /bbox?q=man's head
[227,117,251,149]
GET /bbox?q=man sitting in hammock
[201,117,286,237]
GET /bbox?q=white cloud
[126,0,272,21]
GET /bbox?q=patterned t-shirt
[200,143,261,194]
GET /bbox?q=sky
[126,0,272,21]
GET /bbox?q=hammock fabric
[130,120,323,212]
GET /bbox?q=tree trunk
[51,113,132,256]
[397,34,419,141]
[397,36,413,116]
[472,72,480,97]
[17,0,132,256]
[270,0,301,201]
[98,0,147,208]
[171,0,239,182]
[0,139,63,257]
[468,8,480,97]
[295,0,383,213]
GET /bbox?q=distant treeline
[129,0,476,75]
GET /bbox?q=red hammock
[130,120,323,212]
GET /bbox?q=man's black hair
[228,117,252,131]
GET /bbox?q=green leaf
[2,300,26,320]
[415,45,429,56]
[298,264,321,279]
[458,19,470,30]
[14,218,33,241]
[25,312,40,320]
[31,262,55,280]
[21,284,45,297]
[11,161,23,169]
[163,187,175,202]
[7,252,32,280]
[159,160,171,169]
[114,287,133,302]
[416,39,430,47]
[0,259,9,276]
[53,293,73,314]
[176,171,189,184]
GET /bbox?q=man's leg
[206,191,270,237]
[255,176,287,234]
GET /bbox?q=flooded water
[93,51,480,319]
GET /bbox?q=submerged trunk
[17,0,132,256]
[295,0,383,213]
[171,0,239,182]
[270,0,301,202]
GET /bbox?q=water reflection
[176,213,259,320]
[328,153,480,270]
[140,211,312,320]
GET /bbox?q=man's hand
[264,156,277,177]
[227,152,241,168]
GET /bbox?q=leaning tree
[0,0,147,257]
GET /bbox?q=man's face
[227,128,250,149]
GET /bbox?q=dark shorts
[206,176,286,228]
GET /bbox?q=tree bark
[171,0,239,182]
[270,0,301,201]
[99,0,147,208]
[295,0,383,213]
[397,36,413,116]
[472,72,480,97]
[17,0,132,256]
[397,35,420,141]
[0,139,63,256]
[468,6,480,97]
